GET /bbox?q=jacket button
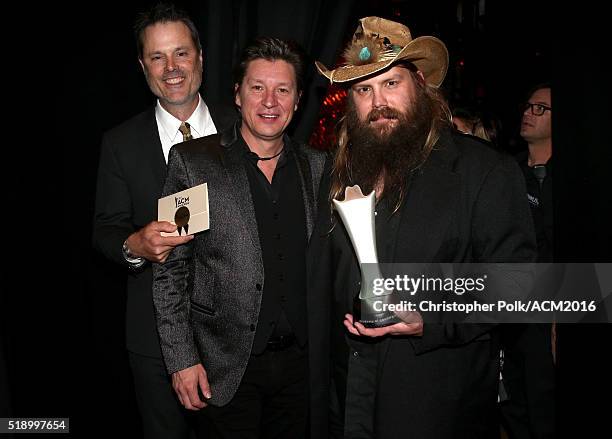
[256,283,262,291]
[250,324,256,331]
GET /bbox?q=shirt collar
[232,127,293,168]
[236,123,293,168]
[155,94,214,143]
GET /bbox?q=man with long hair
[308,17,536,438]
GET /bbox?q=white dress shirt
[155,94,217,163]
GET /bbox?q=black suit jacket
[307,130,537,439]
[93,103,236,357]
[152,123,327,406]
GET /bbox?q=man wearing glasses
[520,83,553,259]
[501,83,555,439]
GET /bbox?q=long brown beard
[345,88,434,201]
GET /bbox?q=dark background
[1,1,610,437]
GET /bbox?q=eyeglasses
[522,102,551,116]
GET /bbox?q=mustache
[368,107,402,122]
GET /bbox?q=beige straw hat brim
[316,36,448,87]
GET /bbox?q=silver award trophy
[333,185,402,327]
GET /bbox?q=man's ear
[234,83,241,108]
[294,91,302,111]
[416,70,425,83]
[138,58,146,75]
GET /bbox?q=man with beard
[307,17,536,438]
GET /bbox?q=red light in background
[310,86,348,150]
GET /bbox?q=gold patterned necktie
[179,122,193,142]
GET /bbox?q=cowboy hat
[315,16,448,87]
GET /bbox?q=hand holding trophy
[333,185,422,329]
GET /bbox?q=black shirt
[239,132,308,354]
[517,151,553,261]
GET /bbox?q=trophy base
[358,316,402,328]
[354,295,402,328]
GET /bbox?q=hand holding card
[158,183,210,236]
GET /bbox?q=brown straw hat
[316,16,449,87]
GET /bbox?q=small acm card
[158,183,209,236]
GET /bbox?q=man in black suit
[308,17,536,438]
[152,37,326,439]
[93,4,234,438]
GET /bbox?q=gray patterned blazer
[152,123,326,407]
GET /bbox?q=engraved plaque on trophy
[333,185,402,328]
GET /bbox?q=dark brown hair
[134,3,201,59]
[234,37,306,93]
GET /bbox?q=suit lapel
[220,133,261,250]
[379,132,460,368]
[216,125,320,249]
[392,159,460,262]
[293,147,316,239]
[392,135,461,262]
[144,108,168,191]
